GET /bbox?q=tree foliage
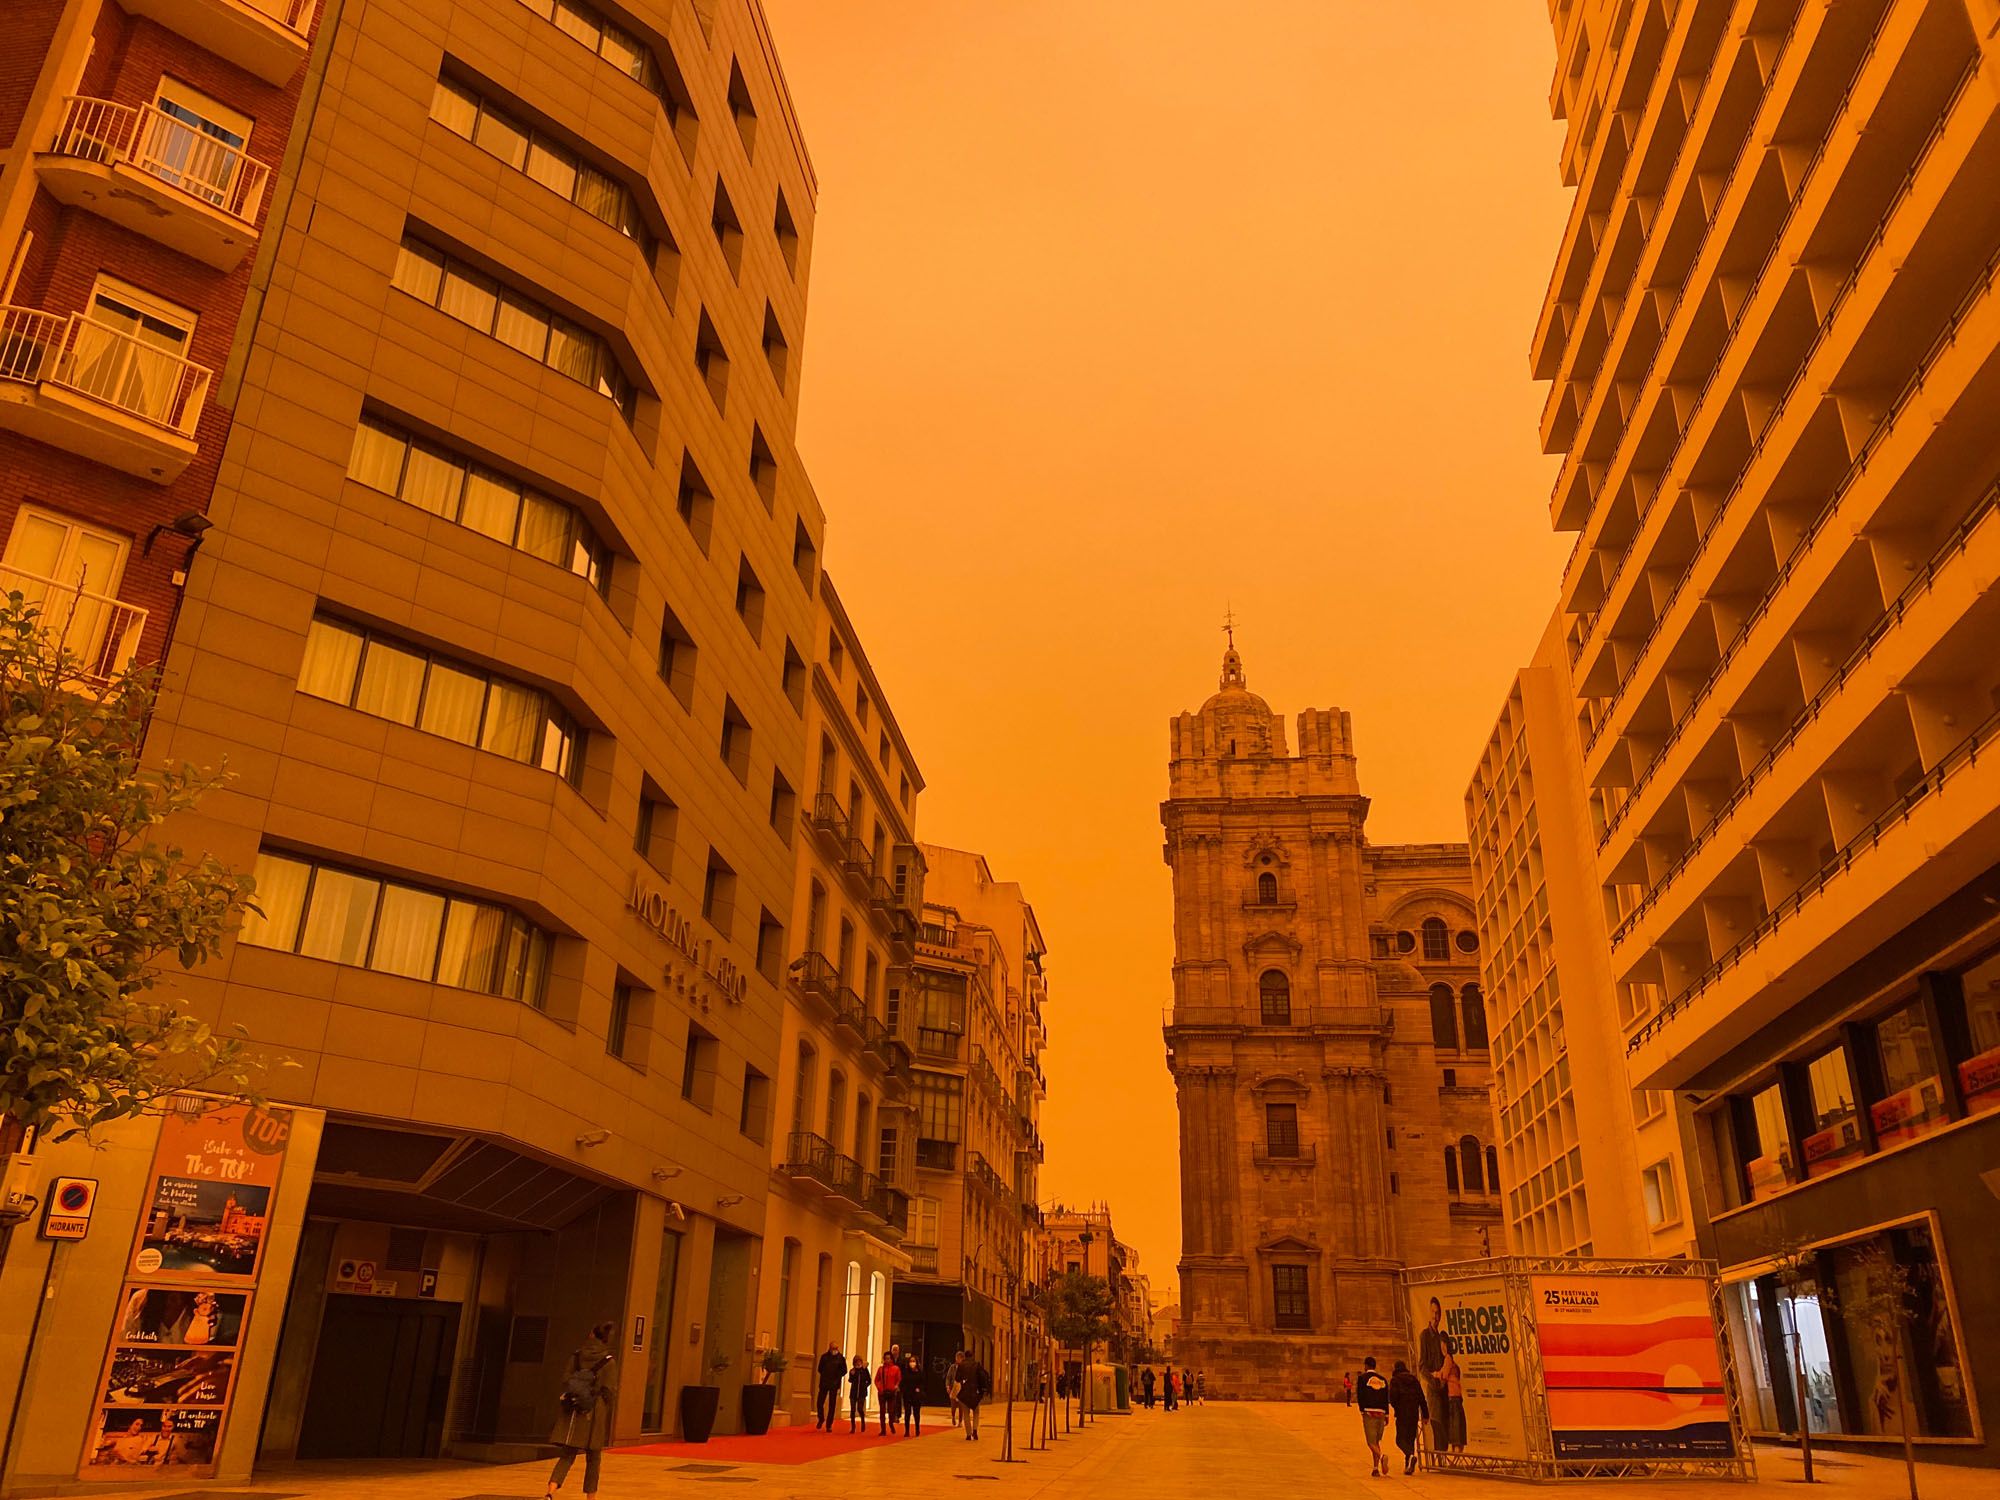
[0,594,255,1141]
[1033,1269,1114,1351]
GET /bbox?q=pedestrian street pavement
[106,1403,1996,1500]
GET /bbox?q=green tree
[0,592,257,1161]
[1032,1269,1113,1425]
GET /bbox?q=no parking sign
[41,1177,98,1240]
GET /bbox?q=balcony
[868,873,896,915]
[833,985,866,1037]
[914,1138,958,1172]
[889,905,918,957]
[807,791,848,851]
[118,0,318,85]
[1252,1142,1318,1169]
[907,1244,940,1276]
[783,1132,860,1199]
[39,98,271,270]
[0,566,148,688]
[842,835,874,884]
[913,1025,965,1063]
[0,306,207,482]
[788,951,840,1015]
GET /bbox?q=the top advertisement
[129,1102,292,1282]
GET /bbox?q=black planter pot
[679,1385,722,1443]
[740,1383,778,1435]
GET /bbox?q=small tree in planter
[742,1349,787,1435]
[680,1353,731,1443]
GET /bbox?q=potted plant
[679,1353,731,1443]
[742,1349,787,1434]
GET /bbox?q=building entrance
[297,1294,460,1458]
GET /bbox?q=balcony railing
[868,874,896,914]
[50,96,271,225]
[913,1025,964,1062]
[788,951,840,1010]
[808,791,849,844]
[842,836,874,881]
[914,1138,957,1172]
[0,306,210,437]
[833,985,866,1035]
[907,1244,940,1276]
[0,565,148,686]
[784,1132,861,1199]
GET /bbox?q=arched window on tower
[1259,969,1291,1026]
[1460,1135,1484,1194]
[1421,917,1450,962]
[1461,984,1489,1050]
[1443,1148,1459,1195]
[1429,984,1458,1050]
[1485,1145,1499,1194]
[1257,871,1278,904]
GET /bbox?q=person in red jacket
[874,1352,902,1435]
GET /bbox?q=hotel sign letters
[627,871,748,1009]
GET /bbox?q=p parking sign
[41,1177,98,1240]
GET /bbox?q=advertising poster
[81,1100,293,1481]
[1530,1274,1732,1460]
[1409,1278,1528,1458]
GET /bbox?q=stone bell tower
[1161,635,1495,1395]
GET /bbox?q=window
[1256,871,1278,904]
[909,1195,940,1247]
[392,236,633,418]
[774,190,800,275]
[1641,1158,1678,1228]
[635,788,676,874]
[718,698,750,784]
[147,77,251,209]
[1739,1080,1795,1200]
[701,849,735,937]
[694,308,728,412]
[298,617,581,781]
[768,771,795,844]
[776,1238,796,1351]
[794,521,818,592]
[740,1065,771,1142]
[1258,969,1291,1026]
[673,453,714,553]
[1460,985,1489,1050]
[762,304,790,390]
[1459,1135,1484,1193]
[726,58,757,157]
[790,1041,815,1136]
[1802,1046,1863,1176]
[781,640,806,713]
[1456,930,1479,953]
[681,1020,717,1109]
[607,981,633,1059]
[1422,917,1450,962]
[912,1070,964,1148]
[1272,1265,1310,1330]
[804,881,826,956]
[1486,1144,1498,1191]
[1961,950,2000,1115]
[1265,1102,1299,1159]
[734,556,765,643]
[1871,1003,1948,1147]
[347,415,606,590]
[430,75,654,257]
[518,0,697,162]
[657,602,697,709]
[1429,984,1458,1050]
[756,908,783,981]
[749,424,778,511]
[1444,1148,1459,1194]
[240,850,551,1005]
[855,687,870,729]
[824,1069,847,1150]
[877,1123,899,1179]
[710,179,744,278]
[826,631,844,677]
[70,277,195,425]
[0,507,132,676]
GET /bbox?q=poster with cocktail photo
[114,1287,246,1347]
[82,1406,220,1470]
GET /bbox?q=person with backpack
[1356,1355,1391,1477]
[953,1350,990,1441]
[547,1322,616,1500]
[814,1341,845,1431]
[846,1354,870,1433]
[874,1350,902,1435]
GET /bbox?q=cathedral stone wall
[1163,646,1498,1399]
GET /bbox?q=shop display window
[1743,1082,1796,1201]
[1800,1047,1864,1178]
[1869,1006,1949,1148]
[1958,951,2000,1116]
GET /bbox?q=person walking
[954,1350,990,1441]
[546,1321,616,1500]
[1195,1370,1206,1405]
[946,1349,965,1428]
[1356,1355,1391,1477]
[1342,1371,1355,1406]
[814,1341,845,1431]
[874,1350,902,1436]
[846,1354,871,1434]
[1140,1365,1155,1409]
[902,1353,925,1435]
[1387,1358,1430,1475]
[1162,1366,1177,1411]
[1440,1336,1466,1455]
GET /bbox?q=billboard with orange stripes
[1529,1275,1732,1460]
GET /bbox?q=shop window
[1739,1080,1796,1200]
[1800,1047,1863,1177]
[1870,1004,1948,1148]
[1954,951,2000,1115]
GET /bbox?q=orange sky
[761,0,1573,1304]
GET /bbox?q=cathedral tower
[1162,642,1497,1395]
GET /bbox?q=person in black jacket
[902,1353,925,1434]
[814,1342,845,1431]
[1387,1358,1430,1475]
[1355,1355,1391,1476]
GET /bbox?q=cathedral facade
[1162,644,1498,1397]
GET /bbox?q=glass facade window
[1743,1081,1795,1200]
[241,850,551,1006]
[392,237,635,418]
[1801,1047,1864,1177]
[431,77,655,255]
[299,617,582,781]
[1955,951,2000,1115]
[1870,1004,1948,1148]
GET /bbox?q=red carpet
[612,1422,950,1465]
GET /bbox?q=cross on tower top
[1223,607,1236,650]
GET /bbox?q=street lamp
[1078,1230,1094,1425]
